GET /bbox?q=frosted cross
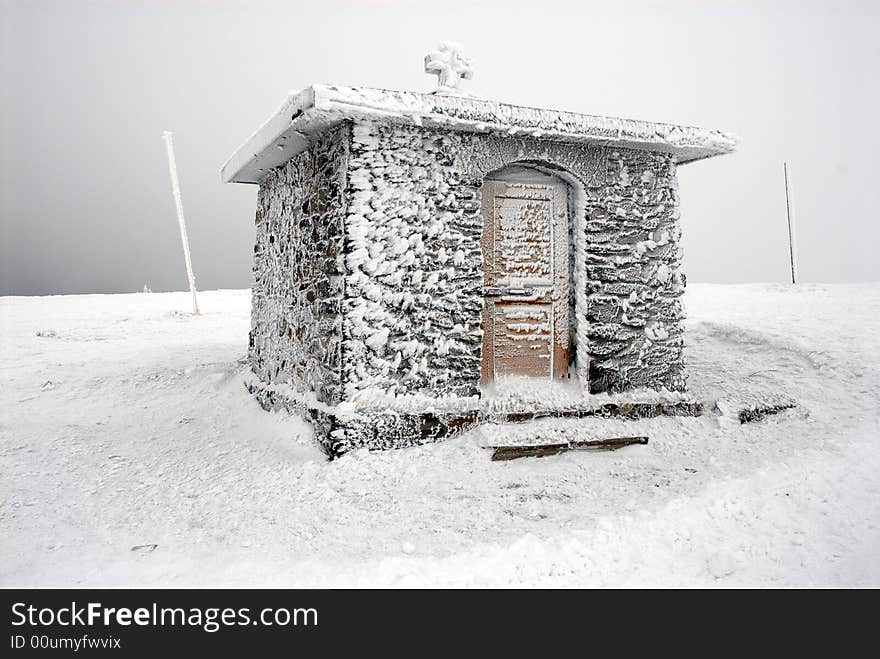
[424,41,473,95]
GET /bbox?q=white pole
[162,131,200,314]
[783,162,799,285]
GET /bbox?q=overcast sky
[2,0,878,295]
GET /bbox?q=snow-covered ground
[1,284,878,587]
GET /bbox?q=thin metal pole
[783,162,799,285]
[162,131,200,314]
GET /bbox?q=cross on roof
[424,41,473,95]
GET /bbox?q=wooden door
[480,167,570,384]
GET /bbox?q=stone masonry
[248,119,688,456]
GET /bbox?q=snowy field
[1,284,878,587]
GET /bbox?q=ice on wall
[342,121,484,400]
[336,121,687,402]
[248,118,689,451]
[585,149,686,392]
[249,125,349,406]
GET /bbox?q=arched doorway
[480,164,573,385]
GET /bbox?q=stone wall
[248,120,688,455]
[341,122,484,399]
[585,149,686,392]
[249,125,350,405]
[340,121,687,400]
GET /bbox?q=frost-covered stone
[227,82,734,457]
[249,126,349,407]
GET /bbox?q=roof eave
[220,86,320,185]
[222,84,737,184]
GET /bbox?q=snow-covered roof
[221,84,738,184]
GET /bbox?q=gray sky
[2,0,878,296]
